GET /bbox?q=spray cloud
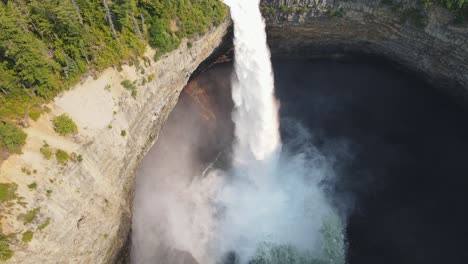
[131,1,347,263]
[213,1,345,262]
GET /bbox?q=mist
[212,1,346,262]
[130,89,347,264]
[131,1,347,263]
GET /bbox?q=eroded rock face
[0,20,230,264]
[131,63,234,264]
[261,0,468,102]
[2,1,467,263]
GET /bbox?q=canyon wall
[0,20,230,264]
[261,0,468,102]
[1,1,467,263]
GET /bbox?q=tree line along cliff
[0,0,227,156]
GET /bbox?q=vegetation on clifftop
[21,231,34,243]
[53,114,78,136]
[0,122,27,154]
[0,234,14,261]
[439,0,468,22]
[0,0,227,153]
[0,183,18,202]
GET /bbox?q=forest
[0,0,227,142]
[1,0,466,155]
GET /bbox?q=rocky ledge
[261,0,468,103]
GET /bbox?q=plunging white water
[226,0,281,164]
[215,1,345,263]
[131,1,346,263]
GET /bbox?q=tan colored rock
[0,19,230,264]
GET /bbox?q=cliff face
[0,20,229,264]
[1,1,467,263]
[261,0,468,102]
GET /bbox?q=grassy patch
[0,234,13,261]
[148,73,156,82]
[40,142,52,160]
[38,218,50,231]
[439,0,468,23]
[18,207,40,225]
[21,231,33,243]
[27,182,37,190]
[279,4,295,14]
[0,183,18,202]
[53,114,78,136]
[327,8,345,17]
[0,122,27,154]
[121,130,127,137]
[121,80,137,98]
[261,5,277,15]
[21,167,32,175]
[28,108,43,121]
[55,150,70,165]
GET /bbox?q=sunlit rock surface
[0,19,229,264]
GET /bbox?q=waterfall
[215,1,347,263]
[225,0,281,164]
[131,1,347,263]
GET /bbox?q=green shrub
[21,167,31,175]
[0,234,13,261]
[53,114,77,136]
[40,142,52,160]
[21,231,33,243]
[261,5,277,15]
[55,150,70,165]
[0,122,27,154]
[148,73,156,82]
[19,207,40,224]
[296,6,309,14]
[327,8,345,17]
[121,80,137,98]
[439,0,468,22]
[440,0,466,10]
[121,130,127,137]
[28,109,42,121]
[279,4,295,13]
[0,183,17,202]
[38,218,50,231]
[27,182,37,190]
